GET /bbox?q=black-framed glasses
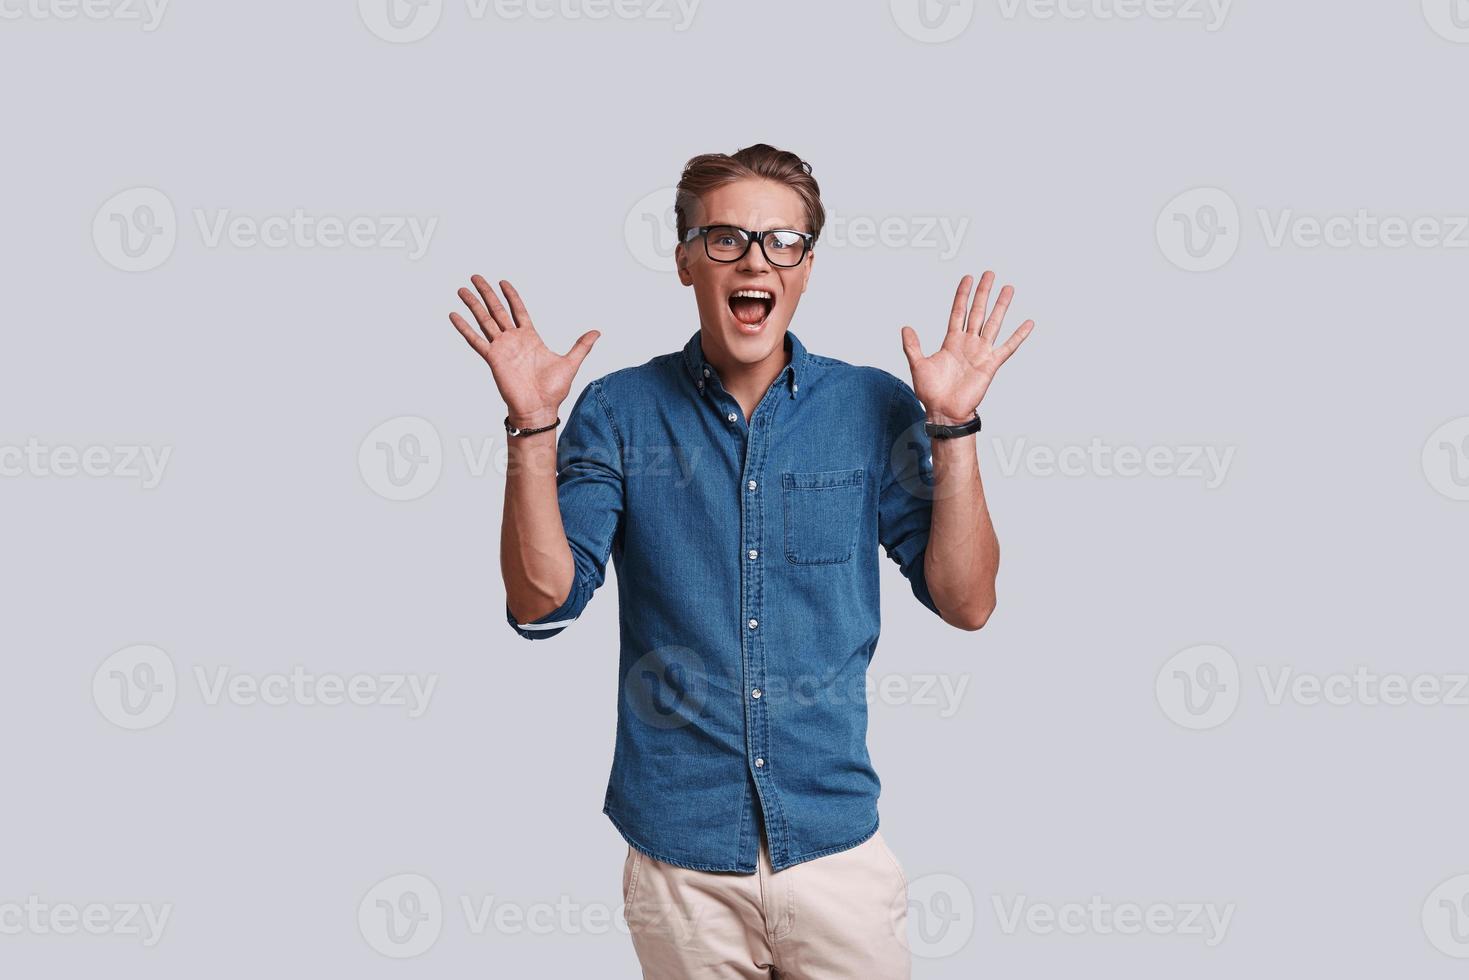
[684,225,814,268]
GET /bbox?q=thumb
[900,325,922,373]
[565,330,600,371]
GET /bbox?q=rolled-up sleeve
[877,375,944,618]
[505,379,624,641]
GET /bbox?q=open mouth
[727,288,775,329]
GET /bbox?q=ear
[798,250,814,294]
[674,243,693,286]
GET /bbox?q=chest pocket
[782,467,865,565]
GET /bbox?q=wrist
[507,408,559,430]
[925,405,977,426]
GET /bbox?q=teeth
[731,289,773,300]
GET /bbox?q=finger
[980,284,1014,345]
[449,311,492,360]
[993,319,1035,365]
[457,284,498,336]
[500,279,536,332]
[946,275,973,336]
[565,329,601,371]
[470,274,514,333]
[900,325,923,373]
[965,270,995,334]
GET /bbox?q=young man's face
[675,178,815,371]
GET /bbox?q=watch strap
[923,408,982,439]
[504,414,560,438]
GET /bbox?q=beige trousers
[621,830,911,979]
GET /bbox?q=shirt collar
[682,328,807,399]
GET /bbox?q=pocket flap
[782,467,865,490]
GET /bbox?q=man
[447,143,1033,978]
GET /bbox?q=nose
[735,231,773,273]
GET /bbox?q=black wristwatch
[924,408,982,439]
[504,414,560,438]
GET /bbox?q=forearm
[502,411,574,624]
[923,426,999,630]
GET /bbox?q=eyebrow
[705,221,807,232]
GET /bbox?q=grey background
[3,0,1467,975]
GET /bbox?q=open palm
[448,275,600,424]
[900,271,1034,423]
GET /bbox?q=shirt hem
[772,818,881,871]
[603,806,881,874]
[604,806,758,874]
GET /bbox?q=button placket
[738,380,793,834]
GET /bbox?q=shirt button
[727,411,737,422]
[703,367,710,377]
[751,688,762,699]
[747,479,757,491]
[792,383,798,393]
[748,549,758,560]
[748,618,758,629]
[754,757,765,768]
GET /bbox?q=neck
[704,329,791,420]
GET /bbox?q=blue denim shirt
[504,328,944,872]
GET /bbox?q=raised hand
[900,271,1034,424]
[449,275,600,426]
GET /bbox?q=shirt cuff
[505,582,582,641]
